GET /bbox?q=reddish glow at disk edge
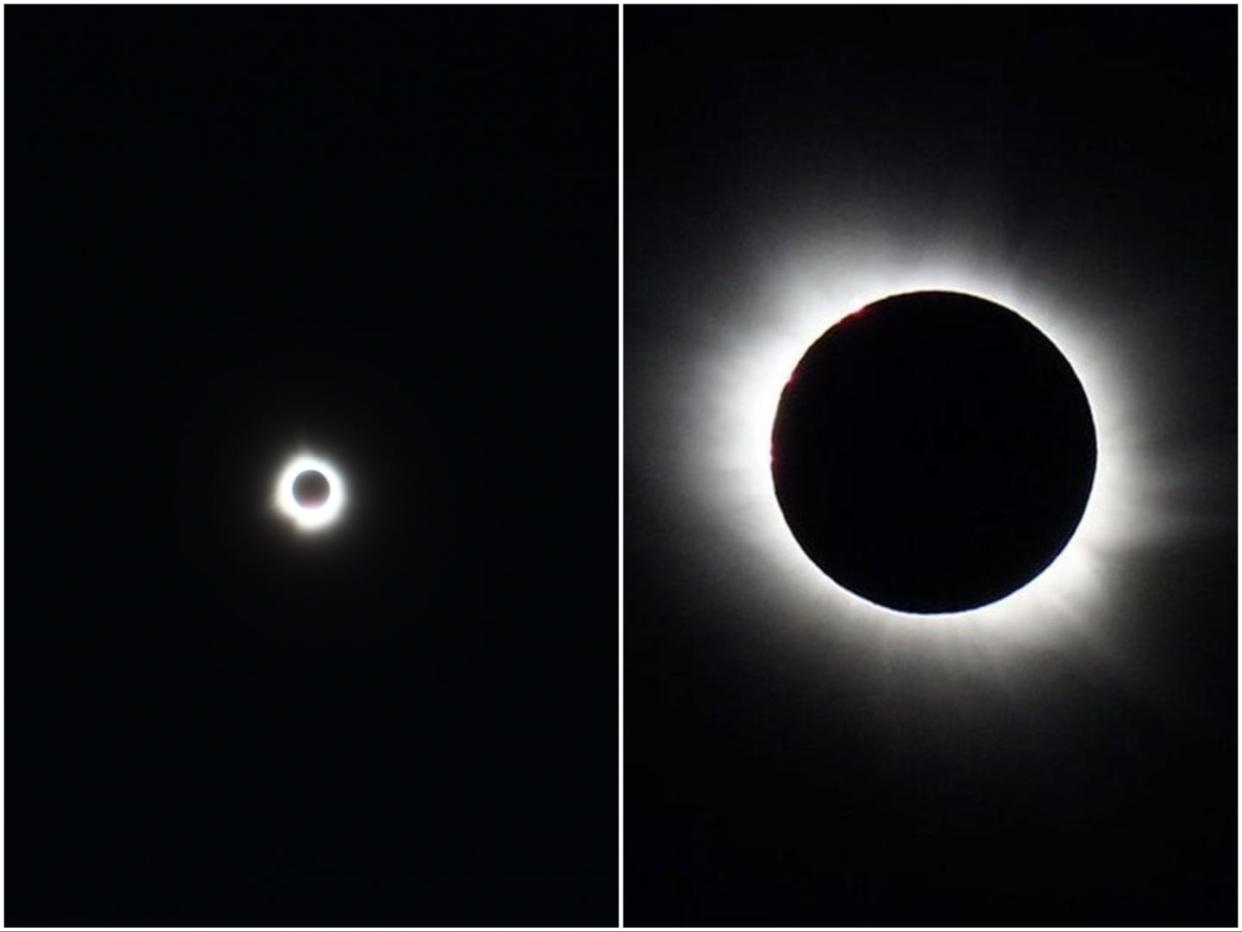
[274,453,346,532]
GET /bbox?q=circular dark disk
[771,291,1096,614]
[292,469,331,508]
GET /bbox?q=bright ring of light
[736,275,1114,631]
[274,453,346,532]
[687,232,1180,655]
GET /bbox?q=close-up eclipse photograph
[625,3,1236,928]
[6,4,618,927]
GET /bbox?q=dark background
[8,6,617,926]
[625,5,1237,927]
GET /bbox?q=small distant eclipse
[771,291,1097,614]
[274,453,346,532]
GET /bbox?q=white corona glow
[687,230,1191,656]
[273,453,346,532]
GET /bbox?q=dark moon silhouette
[292,469,331,508]
[771,291,1096,613]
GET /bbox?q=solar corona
[274,453,346,532]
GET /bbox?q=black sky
[625,5,1236,927]
[8,6,617,927]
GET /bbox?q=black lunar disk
[292,469,331,508]
[771,291,1096,614]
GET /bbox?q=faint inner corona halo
[274,453,346,532]
[770,290,1097,614]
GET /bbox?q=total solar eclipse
[274,453,346,532]
[771,291,1097,614]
